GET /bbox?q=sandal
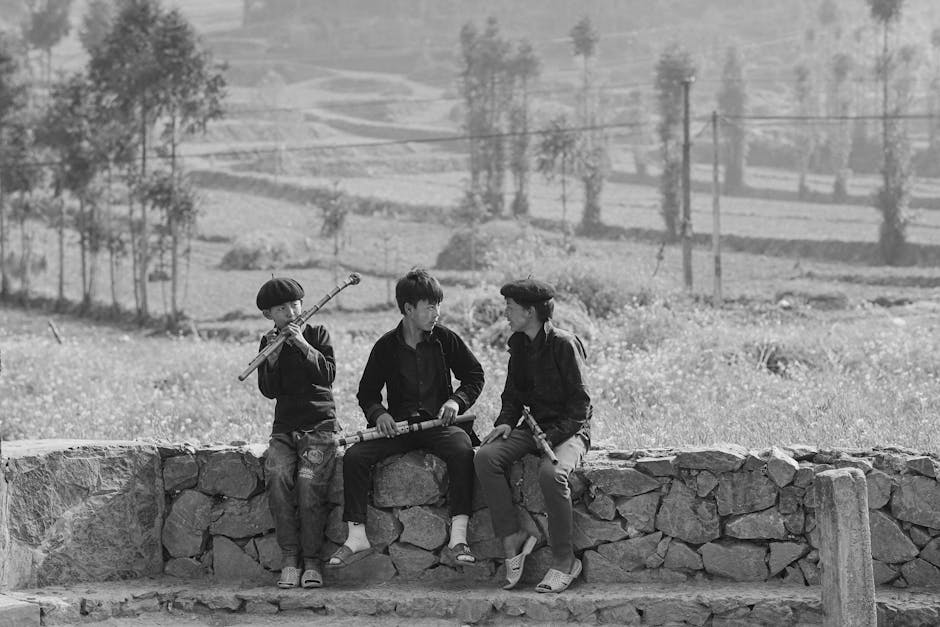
[535,558,582,593]
[502,535,537,590]
[277,565,301,589]
[301,566,323,588]
[326,544,374,568]
[447,542,477,564]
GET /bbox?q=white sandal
[535,558,582,593]
[502,535,537,590]
[277,565,301,589]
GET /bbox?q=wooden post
[815,468,876,627]
[681,78,694,292]
[711,110,722,305]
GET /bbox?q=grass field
[6,32,940,453]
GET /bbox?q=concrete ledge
[7,578,940,625]
[0,594,40,627]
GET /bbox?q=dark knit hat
[500,278,555,305]
[256,277,304,310]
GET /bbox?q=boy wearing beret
[475,278,591,593]
[328,268,484,568]
[255,277,338,589]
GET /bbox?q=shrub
[435,220,567,272]
[551,266,647,318]
[219,233,291,270]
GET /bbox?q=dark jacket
[357,322,484,441]
[257,324,336,434]
[495,321,592,446]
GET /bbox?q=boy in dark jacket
[327,268,484,568]
[475,278,591,593]
[256,277,338,589]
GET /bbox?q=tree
[152,6,226,325]
[655,44,696,241]
[21,0,73,86]
[793,63,818,199]
[570,15,607,231]
[829,52,854,201]
[37,72,104,307]
[79,0,115,54]
[717,46,747,193]
[89,0,225,322]
[0,33,28,298]
[536,115,578,245]
[457,17,511,217]
[867,0,909,264]
[506,39,539,217]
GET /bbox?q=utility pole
[681,77,694,292]
[711,110,722,305]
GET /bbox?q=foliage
[457,17,511,217]
[219,232,290,270]
[717,46,747,193]
[506,39,539,217]
[536,115,578,236]
[655,44,696,242]
[20,0,72,83]
[570,14,607,230]
[78,0,114,54]
[875,120,911,265]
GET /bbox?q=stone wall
[3,440,940,590]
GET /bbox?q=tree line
[456,1,935,266]
[0,0,225,326]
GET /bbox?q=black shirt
[395,329,448,420]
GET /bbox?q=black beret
[256,277,304,310]
[500,278,555,305]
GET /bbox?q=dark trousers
[342,425,474,523]
[474,428,587,563]
[265,429,337,563]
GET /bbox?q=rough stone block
[901,558,940,587]
[164,557,206,579]
[582,466,660,497]
[389,542,437,575]
[906,456,940,478]
[197,450,260,499]
[324,551,396,584]
[725,507,788,540]
[655,480,719,545]
[634,456,676,477]
[870,509,918,564]
[614,492,659,534]
[716,470,778,516]
[892,475,940,529]
[639,598,710,626]
[163,489,212,558]
[700,541,768,581]
[696,470,719,497]
[209,493,274,539]
[211,536,272,585]
[588,491,617,520]
[247,533,280,571]
[398,506,448,550]
[767,447,799,487]
[674,445,748,472]
[663,539,703,571]
[2,442,165,588]
[0,594,39,627]
[768,541,809,576]
[373,451,446,508]
[571,505,628,550]
[596,531,662,571]
[163,454,198,492]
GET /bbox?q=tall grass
[2,302,939,452]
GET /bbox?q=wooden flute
[335,413,476,447]
[521,407,559,465]
[238,273,360,381]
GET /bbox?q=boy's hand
[263,329,283,365]
[376,413,399,438]
[437,399,460,425]
[481,424,511,445]
[283,322,309,348]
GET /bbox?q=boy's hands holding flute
[375,413,399,438]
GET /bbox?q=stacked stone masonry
[4,440,940,593]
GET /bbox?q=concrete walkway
[4,578,940,625]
